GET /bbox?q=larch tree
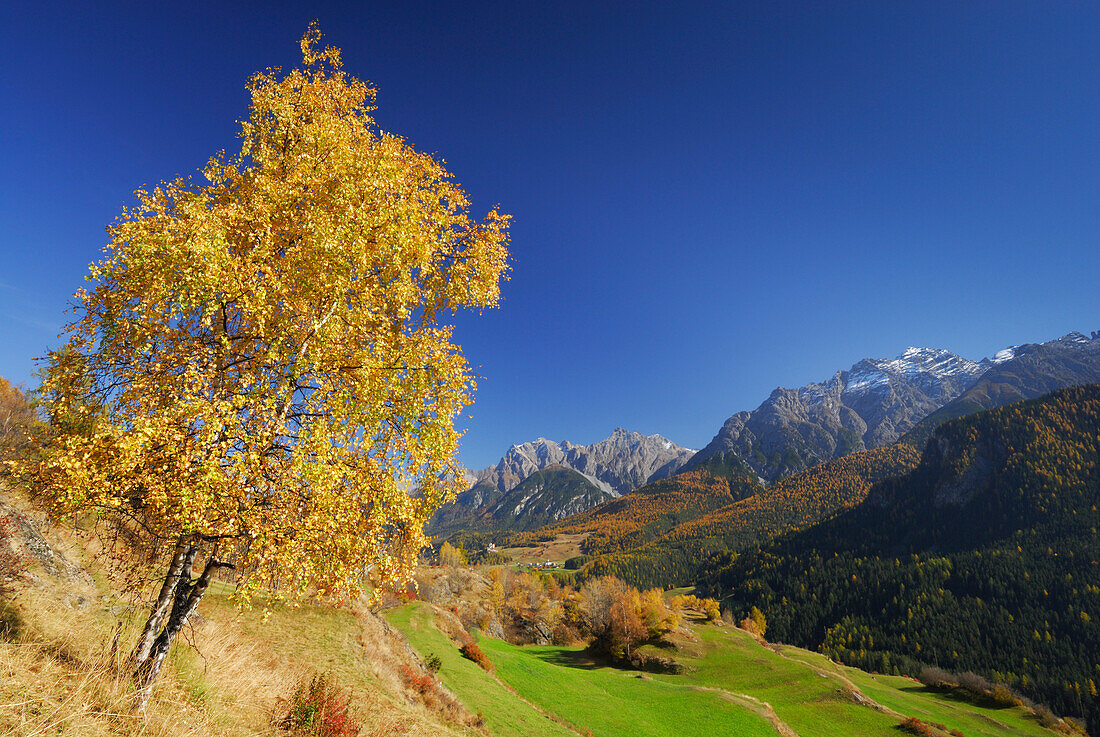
[25,25,509,705]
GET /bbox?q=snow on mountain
[686,331,1100,483]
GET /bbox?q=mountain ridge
[430,428,696,535]
[683,331,1099,482]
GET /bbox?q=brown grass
[0,483,480,737]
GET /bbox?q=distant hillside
[701,384,1100,733]
[511,470,760,559]
[481,464,615,531]
[553,444,919,589]
[430,428,695,537]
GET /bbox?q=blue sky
[2,2,1098,469]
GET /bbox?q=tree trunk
[134,546,233,709]
[130,536,196,670]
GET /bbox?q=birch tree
[26,25,509,705]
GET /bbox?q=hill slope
[549,444,920,589]
[390,600,1071,737]
[702,384,1100,732]
[0,484,483,737]
[484,465,615,531]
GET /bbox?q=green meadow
[388,602,1062,737]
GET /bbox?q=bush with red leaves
[459,640,493,672]
[278,672,360,737]
[399,664,436,696]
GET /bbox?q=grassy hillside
[0,484,482,737]
[389,600,1066,737]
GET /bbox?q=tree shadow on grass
[530,647,604,670]
[898,684,1015,711]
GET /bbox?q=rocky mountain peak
[687,331,1100,483]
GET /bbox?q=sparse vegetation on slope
[515,444,919,590]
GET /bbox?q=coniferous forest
[700,385,1100,730]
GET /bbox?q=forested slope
[701,384,1100,732]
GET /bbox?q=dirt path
[770,647,906,720]
[680,684,797,737]
[486,670,590,737]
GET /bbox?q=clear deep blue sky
[2,2,1098,469]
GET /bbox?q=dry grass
[0,484,479,737]
[499,533,588,566]
[0,586,227,736]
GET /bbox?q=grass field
[499,533,588,566]
[388,602,1063,737]
[386,603,578,737]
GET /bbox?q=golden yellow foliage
[25,25,510,607]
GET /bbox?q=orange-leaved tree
[0,377,38,464]
[24,25,509,705]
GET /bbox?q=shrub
[399,664,436,696]
[1034,705,1060,728]
[425,652,443,673]
[917,666,958,690]
[459,640,493,671]
[739,606,766,636]
[899,717,936,736]
[278,672,360,737]
[956,671,992,695]
[702,598,722,622]
[988,683,1017,707]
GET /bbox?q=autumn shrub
[988,683,1018,707]
[460,640,493,671]
[899,717,936,736]
[1035,705,1060,728]
[0,377,37,466]
[1062,716,1089,735]
[399,664,436,696]
[671,593,722,622]
[278,672,360,737]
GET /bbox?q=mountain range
[683,331,1100,482]
[434,330,1100,537]
[429,428,696,534]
